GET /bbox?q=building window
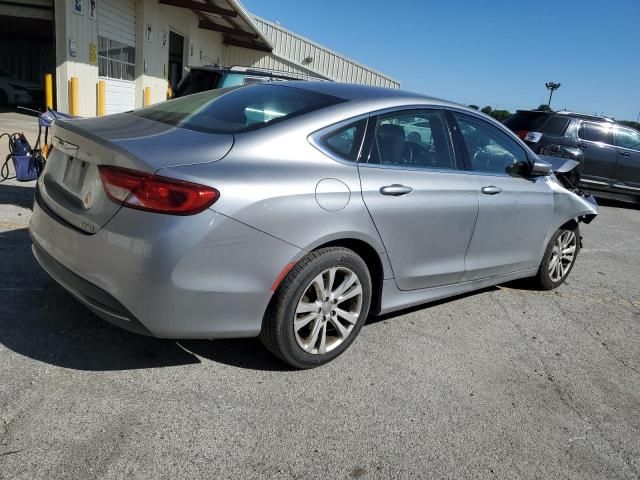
[98,36,136,81]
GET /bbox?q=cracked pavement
[0,116,639,479]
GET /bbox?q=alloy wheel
[548,230,577,282]
[293,267,363,355]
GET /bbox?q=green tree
[537,104,552,112]
[490,109,512,121]
[467,104,479,110]
[619,120,640,131]
[480,106,493,115]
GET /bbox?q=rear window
[537,116,570,135]
[134,84,345,134]
[174,69,222,97]
[503,111,549,132]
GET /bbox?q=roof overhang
[157,0,273,52]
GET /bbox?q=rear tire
[260,247,372,369]
[534,225,580,290]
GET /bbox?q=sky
[242,0,640,121]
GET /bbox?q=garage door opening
[168,31,185,97]
[0,1,54,110]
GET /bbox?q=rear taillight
[524,131,543,143]
[98,166,219,215]
[516,130,528,140]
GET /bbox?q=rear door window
[366,110,455,170]
[578,122,614,145]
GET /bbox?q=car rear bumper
[29,195,302,339]
[31,238,153,335]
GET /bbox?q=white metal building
[37,0,398,116]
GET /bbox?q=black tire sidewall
[270,248,372,368]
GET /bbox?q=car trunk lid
[37,113,233,234]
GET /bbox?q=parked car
[0,69,43,108]
[30,83,597,368]
[505,110,640,203]
[172,64,325,98]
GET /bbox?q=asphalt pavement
[0,113,639,479]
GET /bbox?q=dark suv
[173,65,325,98]
[504,110,640,203]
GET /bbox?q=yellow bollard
[44,73,53,110]
[97,80,106,116]
[69,77,79,115]
[143,87,151,107]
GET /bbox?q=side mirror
[529,159,552,176]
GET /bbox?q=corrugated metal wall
[251,16,400,88]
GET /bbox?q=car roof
[514,109,615,123]
[189,64,323,81]
[278,81,467,111]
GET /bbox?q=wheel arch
[311,238,385,316]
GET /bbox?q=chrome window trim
[612,183,640,192]
[581,178,609,186]
[358,162,460,174]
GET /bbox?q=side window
[319,119,367,162]
[578,122,614,145]
[616,128,640,151]
[452,112,528,174]
[366,110,455,169]
[243,76,269,86]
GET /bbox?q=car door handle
[481,185,503,195]
[380,184,413,196]
[620,151,630,157]
[577,142,588,148]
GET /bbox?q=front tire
[260,247,372,369]
[535,226,580,290]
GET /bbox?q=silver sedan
[29,82,597,368]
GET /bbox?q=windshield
[134,84,345,134]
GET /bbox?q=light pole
[545,82,561,109]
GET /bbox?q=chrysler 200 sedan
[29,82,598,368]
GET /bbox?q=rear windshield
[503,111,549,131]
[173,69,223,97]
[536,115,570,135]
[134,84,344,134]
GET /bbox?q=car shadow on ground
[0,182,35,209]
[595,197,640,211]
[365,286,500,326]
